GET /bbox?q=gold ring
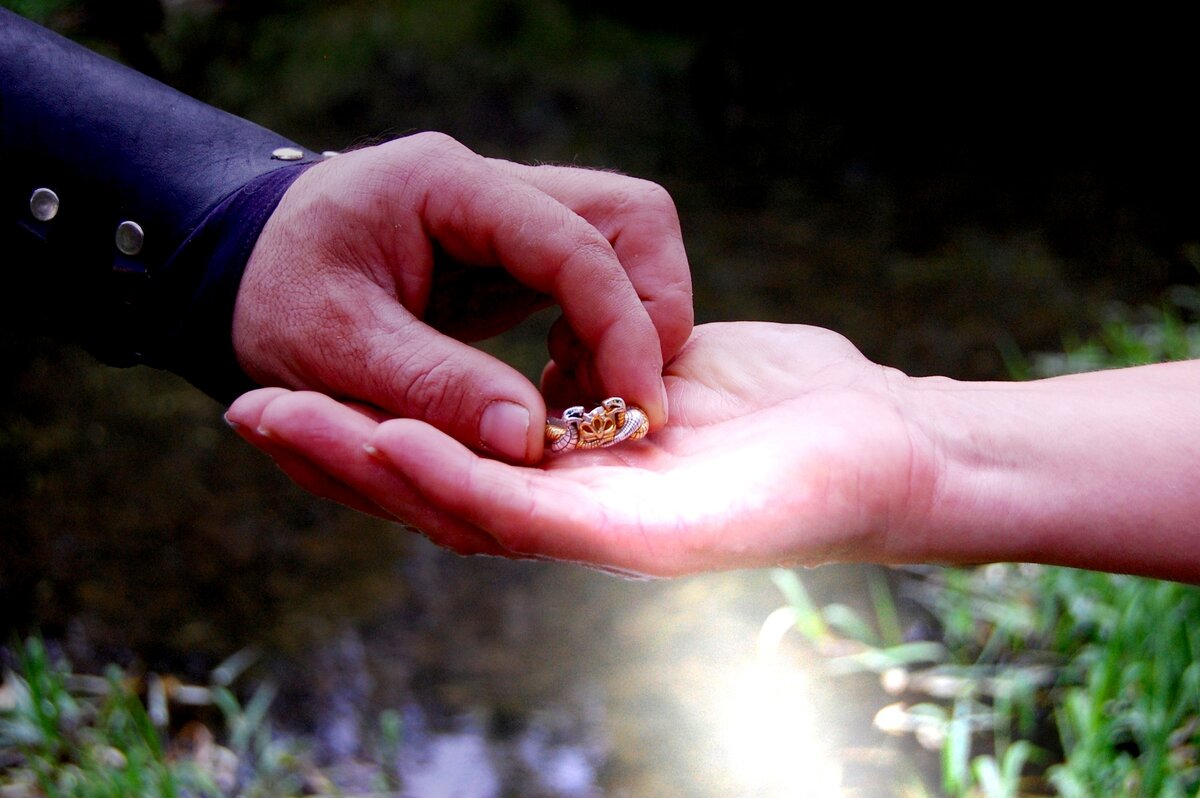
[545,397,649,453]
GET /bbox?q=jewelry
[545,397,649,453]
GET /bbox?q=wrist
[148,164,315,403]
[893,375,1036,567]
[901,364,1200,580]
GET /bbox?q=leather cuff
[1,9,318,400]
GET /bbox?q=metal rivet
[115,221,144,256]
[271,146,305,161]
[30,187,60,221]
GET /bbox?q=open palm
[226,323,932,575]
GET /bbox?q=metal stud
[30,188,60,222]
[271,146,305,161]
[115,221,144,256]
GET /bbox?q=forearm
[907,360,1200,581]
[1,9,316,399]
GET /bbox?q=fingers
[366,418,682,576]
[238,162,549,463]
[227,389,516,557]
[368,419,597,559]
[489,160,695,364]
[237,132,688,456]
[328,298,549,463]
[225,389,393,520]
[400,135,669,426]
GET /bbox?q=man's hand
[232,132,693,462]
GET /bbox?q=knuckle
[387,349,471,423]
[409,133,481,177]
[635,179,677,212]
[405,130,462,154]
[559,237,622,285]
[375,133,477,198]
[615,178,680,219]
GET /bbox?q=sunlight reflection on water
[719,660,843,796]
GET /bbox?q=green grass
[0,637,354,798]
[0,637,216,797]
[1,636,414,797]
[773,284,1200,797]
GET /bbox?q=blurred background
[2,2,1198,795]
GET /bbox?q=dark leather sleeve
[0,8,319,401]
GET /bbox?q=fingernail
[256,425,272,439]
[479,400,531,461]
[363,443,384,460]
[659,380,670,424]
[223,412,241,431]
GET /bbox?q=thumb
[334,309,547,463]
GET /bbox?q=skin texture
[227,322,1200,582]
[232,133,693,463]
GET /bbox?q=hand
[225,322,935,575]
[232,132,692,463]
[229,319,1200,581]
